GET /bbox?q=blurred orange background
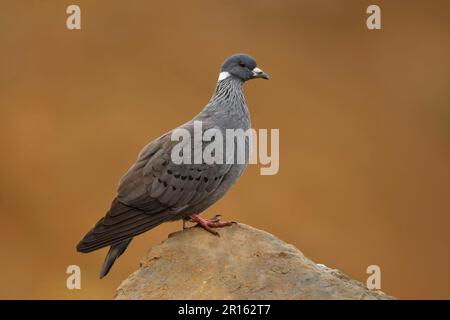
[0,0,449,299]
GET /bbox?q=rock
[115,223,395,300]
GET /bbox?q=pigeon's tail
[76,198,170,254]
[99,238,132,278]
[77,198,171,278]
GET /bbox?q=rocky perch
[115,223,395,300]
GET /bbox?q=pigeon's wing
[78,125,233,252]
[117,124,233,213]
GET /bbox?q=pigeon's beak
[252,67,270,80]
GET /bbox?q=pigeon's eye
[238,62,246,67]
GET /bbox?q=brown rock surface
[115,223,395,300]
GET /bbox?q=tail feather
[76,198,168,253]
[76,198,173,278]
[99,238,132,278]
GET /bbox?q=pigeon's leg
[189,214,234,236]
[182,218,189,230]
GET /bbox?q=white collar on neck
[218,71,231,82]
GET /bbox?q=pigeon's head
[219,54,269,82]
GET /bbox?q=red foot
[189,214,234,236]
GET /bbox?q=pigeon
[76,53,269,278]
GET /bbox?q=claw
[209,214,222,223]
[189,214,233,236]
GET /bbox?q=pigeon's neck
[213,75,244,95]
[211,76,244,102]
[203,76,248,118]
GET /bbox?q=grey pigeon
[76,53,269,278]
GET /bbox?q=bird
[76,53,269,278]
